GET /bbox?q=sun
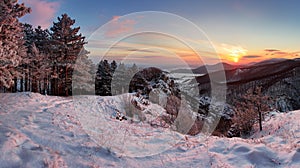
[233,57,239,63]
[229,48,247,63]
[221,45,248,64]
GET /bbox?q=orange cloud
[105,16,136,38]
[263,49,300,58]
[20,0,60,28]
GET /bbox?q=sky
[19,0,300,68]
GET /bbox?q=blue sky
[19,0,300,65]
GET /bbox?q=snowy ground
[0,92,299,167]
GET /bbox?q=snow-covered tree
[110,62,128,95]
[26,44,51,93]
[22,23,51,93]
[130,63,139,73]
[50,13,86,96]
[33,26,51,94]
[95,60,113,96]
[34,26,50,54]
[111,60,117,73]
[0,0,30,89]
[73,49,95,95]
[23,23,35,51]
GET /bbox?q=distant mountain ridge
[246,58,289,67]
[171,58,294,74]
[194,58,300,111]
[171,62,240,74]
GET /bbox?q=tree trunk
[43,78,47,95]
[65,66,68,96]
[54,79,57,95]
[32,78,38,93]
[25,66,28,91]
[20,76,23,92]
[28,69,31,92]
[47,75,50,95]
[14,77,17,92]
[258,106,262,131]
[39,81,42,94]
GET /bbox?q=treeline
[95,60,139,96]
[1,1,146,97]
[0,1,93,96]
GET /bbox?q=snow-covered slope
[0,92,299,167]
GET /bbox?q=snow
[0,92,299,167]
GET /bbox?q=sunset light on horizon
[19,0,300,66]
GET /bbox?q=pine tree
[111,62,129,95]
[111,60,117,73]
[95,60,112,95]
[34,26,51,94]
[22,24,51,94]
[22,23,35,92]
[73,49,95,95]
[23,23,35,51]
[34,26,50,54]
[26,44,51,93]
[50,13,86,96]
[0,0,30,89]
[130,63,139,73]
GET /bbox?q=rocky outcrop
[129,67,180,99]
[129,67,182,122]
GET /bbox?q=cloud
[105,16,136,38]
[264,49,280,52]
[274,51,288,55]
[263,49,300,58]
[242,55,261,59]
[292,51,300,57]
[20,0,60,29]
[126,55,163,59]
[126,48,156,53]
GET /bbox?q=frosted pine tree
[73,49,95,95]
[111,60,117,72]
[33,26,51,94]
[22,23,35,91]
[95,60,113,95]
[34,26,51,54]
[22,24,51,93]
[27,44,51,93]
[50,14,86,96]
[111,62,128,95]
[0,0,30,89]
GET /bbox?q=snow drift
[0,92,299,167]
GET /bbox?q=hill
[195,58,300,111]
[0,92,299,167]
[171,62,241,74]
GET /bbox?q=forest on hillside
[1,1,91,96]
[0,0,131,97]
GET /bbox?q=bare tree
[230,86,272,137]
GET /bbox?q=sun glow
[221,45,248,63]
[233,57,239,63]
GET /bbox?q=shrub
[229,87,272,137]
